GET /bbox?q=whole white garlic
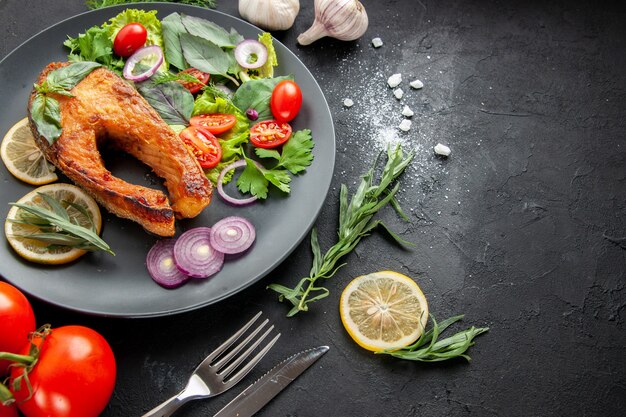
[297,0,369,45]
[239,0,300,31]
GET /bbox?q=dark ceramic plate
[0,5,335,317]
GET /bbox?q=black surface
[0,4,335,317]
[1,1,625,416]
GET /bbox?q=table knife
[213,345,329,417]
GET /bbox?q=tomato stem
[0,383,15,405]
[0,352,35,366]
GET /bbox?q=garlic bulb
[297,0,368,45]
[239,0,300,31]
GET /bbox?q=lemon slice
[340,271,429,352]
[1,118,57,185]
[5,183,102,265]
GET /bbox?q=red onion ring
[146,239,191,289]
[209,216,256,254]
[123,45,164,81]
[234,40,268,70]
[173,227,224,279]
[217,159,261,206]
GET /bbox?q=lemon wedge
[340,271,429,352]
[5,183,102,264]
[1,117,57,185]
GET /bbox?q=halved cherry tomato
[113,23,148,57]
[249,120,292,149]
[178,68,210,94]
[270,80,302,123]
[10,326,116,417]
[190,114,237,135]
[180,126,222,169]
[0,282,36,376]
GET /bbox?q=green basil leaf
[136,80,194,126]
[46,62,102,91]
[161,12,188,71]
[30,94,62,144]
[181,14,237,48]
[232,75,293,121]
[179,33,231,77]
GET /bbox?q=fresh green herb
[9,193,114,255]
[31,62,102,144]
[64,25,125,74]
[180,33,238,85]
[180,14,237,49]
[136,80,195,125]
[161,12,189,71]
[378,315,489,362]
[86,0,217,9]
[255,129,315,174]
[232,75,294,121]
[268,145,414,316]
[151,71,200,86]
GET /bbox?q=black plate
[0,5,335,317]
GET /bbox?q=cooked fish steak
[28,63,211,237]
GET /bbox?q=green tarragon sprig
[268,145,414,316]
[31,62,102,144]
[378,315,489,362]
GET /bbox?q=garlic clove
[239,0,300,32]
[298,0,369,45]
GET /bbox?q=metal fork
[142,312,280,417]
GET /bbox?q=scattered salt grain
[387,73,402,88]
[371,37,383,48]
[399,119,412,132]
[434,143,451,156]
[410,79,424,89]
[343,98,354,107]
[393,88,404,99]
[401,105,414,117]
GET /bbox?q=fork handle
[141,389,194,417]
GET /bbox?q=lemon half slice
[340,271,429,352]
[5,183,102,264]
[1,118,57,185]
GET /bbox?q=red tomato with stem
[190,114,237,135]
[249,120,292,149]
[270,80,302,122]
[180,126,223,169]
[178,68,210,94]
[10,326,116,417]
[0,282,35,376]
[113,23,148,57]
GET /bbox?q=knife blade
[213,345,329,417]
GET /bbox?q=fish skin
[28,62,212,237]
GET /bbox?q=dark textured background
[1,1,625,416]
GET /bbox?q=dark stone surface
[1,1,625,416]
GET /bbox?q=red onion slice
[146,239,191,289]
[209,216,256,255]
[123,45,164,81]
[217,159,260,206]
[173,227,225,278]
[234,40,268,69]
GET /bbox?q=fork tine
[203,311,263,364]
[223,332,281,386]
[218,325,277,379]
[213,319,270,371]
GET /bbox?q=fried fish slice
[28,63,212,237]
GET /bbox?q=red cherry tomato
[177,68,210,94]
[0,404,18,417]
[249,120,292,149]
[0,282,36,376]
[10,326,116,417]
[180,126,222,169]
[113,23,148,57]
[189,114,237,135]
[270,80,302,123]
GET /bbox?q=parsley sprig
[378,315,489,362]
[268,145,414,316]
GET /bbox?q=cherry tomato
[0,282,36,376]
[180,126,222,169]
[249,120,292,149]
[177,68,210,94]
[113,23,148,57]
[0,404,18,417]
[10,326,116,417]
[270,80,302,123]
[190,114,237,135]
